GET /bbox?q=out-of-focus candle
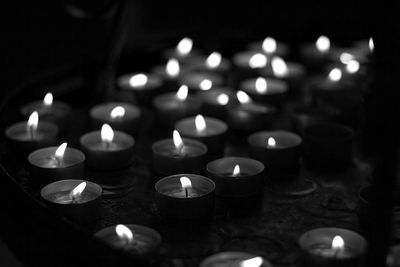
[247,36,290,57]
[162,37,202,64]
[178,71,224,92]
[240,77,288,107]
[197,87,236,120]
[199,252,273,267]
[299,35,335,72]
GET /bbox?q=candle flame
[27,111,39,131]
[232,164,240,176]
[199,79,213,91]
[69,182,87,201]
[173,130,184,153]
[195,114,206,133]
[110,106,125,119]
[115,224,133,244]
[339,52,354,64]
[345,60,360,74]
[262,37,277,54]
[255,77,268,94]
[217,93,229,105]
[43,92,53,106]
[176,37,193,56]
[101,124,114,144]
[166,58,180,78]
[176,85,188,101]
[328,68,342,82]
[267,137,276,148]
[332,235,345,250]
[239,256,264,267]
[249,53,267,69]
[55,142,67,162]
[369,37,374,52]
[129,73,148,87]
[272,56,289,78]
[180,176,192,190]
[316,35,330,53]
[237,90,252,104]
[206,52,222,69]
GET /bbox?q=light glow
[173,130,184,153]
[332,235,345,251]
[101,124,114,145]
[345,60,360,74]
[55,142,67,164]
[176,85,188,101]
[249,53,267,69]
[195,114,206,133]
[316,35,330,53]
[69,182,87,201]
[369,37,374,52]
[43,92,53,106]
[239,256,264,267]
[129,74,148,87]
[166,58,180,78]
[271,56,289,78]
[232,165,240,177]
[199,79,213,91]
[262,37,277,54]
[328,68,342,82]
[27,111,39,132]
[237,90,252,104]
[217,94,229,105]
[110,106,125,119]
[180,176,192,190]
[339,53,354,64]
[115,224,133,244]
[206,52,222,69]
[176,37,193,56]
[255,77,268,94]
[267,137,276,148]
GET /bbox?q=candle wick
[104,140,111,149]
[185,188,188,198]
[55,156,62,167]
[29,125,35,140]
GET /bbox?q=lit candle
[247,36,290,57]
[199,252,273,267]
[79,123,135,170]
[206,157,265,197]
[232,50,269,83]
[178,71,224,92]
[187,51,232,75]
[162,37,202,63]
[299,35,335,72]
[152,130,208,175]
[175,114,228,156]
[154,174,215,220]
[94,224,161,257]
[197,87,236,120]
[40,179,102,223]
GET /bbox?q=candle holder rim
[28,146,86,167]
[152,138,208,156]
[199,251,273,267]
[94,223,162,242]
[175,116,228,135]
[248,130,302,147]
[117,72,163,90]
[5,121,59,139]
[79,129,135,145]
[206,157,265,178]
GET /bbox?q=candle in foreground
[41,179,102,223]
[154,174,215,220]
[199,252,273,267]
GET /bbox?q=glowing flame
[232,164,240,176]
[110,106,125,119]
[27,111,39,132]
[199,79,213,91]
[340,52,354,64]
[101,124,114,145]
[217,93,229,105]
[166,58,180,78]
[267,137,276,148]
[316,35,330,53]
[346,60,360,74]
[255,77,268,94]
[173,130,184,153]
[115,224,133,244]
[328,68,342,82]
[272,56,289,78]
[43,92,53,106]
[239,256,264,267]
[69,182,87,201]
[129,73,148,87]
[262,37,277,54]
[332,235,345,250]
[369,37,374,52]
[180,176,192,190]
[249,53,267,69]
[176,85,188,101]
[55,142,67,163]
[176,37,193,56]
[237,90,252,104]
[206,52,222,69]
[195,114,206,133]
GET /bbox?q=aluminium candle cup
[94,224,161,257]
[206,157,265,197]
[152,138,208,176]
[178,72,224,92]
[117,73,163,106]
[175,116,228,156]
[239,78,288,107]
[248,131,302,174]
[152,93,202,127]
[28,146,85,189]
[302,123,354,172]
[297,227,367,267]
[40,179,102,224]
[154,174,215,220]
[197,87,237,120]
[226,103,276,132]
[90,102,141,135]
[199,252,273,267]
[5,121,58,158]
[79,130,134,171]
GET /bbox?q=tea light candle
[178,71,224,92]
[248,130,302,172]
[151,58,184,92]
[152,130,207,175]
[298,227,367,267]
[40,179,102,223]
[152,85,202,127]
[162,37,202,63]
[175,114,228,156]
[226,91,276,132]
[186,51,232,79]
[79,124,135,170]
[247,36,290,57]
[198,87,236,120]
[299,35,334,71]
[89,102,141,135]
[5,111,58,156]
[199,252,273,267]
[20,92,71,129]
[303,122,354,171]
[117,73,163,106]
[206,157,265,197]
[28,143,85,188]
[154,174,215,220]
[240,77,288,107]
[94,224,161,257]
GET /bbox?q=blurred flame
[239,256,264,267]
[232,164,240,176]
[129,73,148,87]
[115,224,133,244]
[101,124,114,144]
[267,137,276,148]
[255,77,268,94]
[345,60,360,74]
[195,114,206,133]
[262,37,277,53]
[217,93,229,105]
[110,106,125,119]
[173,130,184,153]
[27,111,39,132]
[55,142,67,162]
[69,182,87,201]
[237,91,252,104]
[176,37,193,56]
[176,85,188,101]
[249,53,267,69]
[43,92,53,106]
[369,37,374,52]
[272,56,289,78]
[180,176,192,190]
[332,235,345,250]
[166,58,180,78]
[339,52,354,64]
[316,35,330,53]
[206,52,222,69]
[199,79,213,91]
[328,68,342,82]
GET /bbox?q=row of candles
[3,34,374,266]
